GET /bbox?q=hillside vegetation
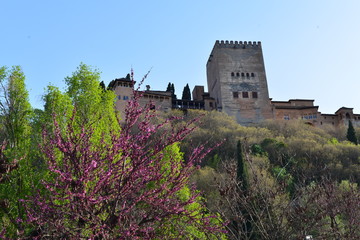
[166,110,360,239]
[0,64,359,239]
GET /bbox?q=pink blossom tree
[23,73,225,239]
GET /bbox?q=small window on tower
[241,73,245,77]
[242,92,249,98]
[231,72,235,77]
[252,92,258,98]
[233,92,239,98]
[236,72,240,77]
[246,73,250,78]
[251,73,255,77]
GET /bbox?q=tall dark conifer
[166,82,172,92]
[236,140,252,238]
[236,140,248,191]
[171,83,176,99]
[347,120,358,145]
[181,84,191,101]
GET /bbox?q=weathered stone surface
[206,40,273,126]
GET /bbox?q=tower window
[242,92,249,98]
[231,72,234,77]
[252,92,258,98]
[233,92,239,98]
[246,73,250,78]
[241,73,245,77]
[236,72,240,77]
[251,73,255,77]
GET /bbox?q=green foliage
[328,137,339,144]
[207,154,221,169]
[346,120,358,145]
[43,63,119,144]
[0,66,32,150]
[236,140,248,191]
[0,66,40,237]
[272,166,294,194]
[99,81,106,91]
[250,143,266,156]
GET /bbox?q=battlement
[215,40,262,48]
[207,40,262,63]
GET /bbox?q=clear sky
[1,0,360,114]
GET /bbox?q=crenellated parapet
[207,40,262,63]
[215,40,262,48]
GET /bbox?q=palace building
[109,40,360,127]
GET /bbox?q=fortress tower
[206,40,273,125]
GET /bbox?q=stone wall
[206,40,273,125]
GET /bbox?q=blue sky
[1,0,360,113]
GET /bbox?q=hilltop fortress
[109,40,360,127]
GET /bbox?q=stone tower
[206,40,273,125]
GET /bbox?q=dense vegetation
[0,64,359,239]
[167,110,360,239]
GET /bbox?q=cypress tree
[236,140,248,191]
[99,81,106,91]
[166,82,172,92]
[347,120,358,145]
[170,83,176,99]
[181,84,191,101]
[236,140,252,238]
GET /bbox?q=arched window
[236,72,240,77]
[241,73,245,77]
[251,73,255,77]
[231,72,234,77]
[246,73,250,78]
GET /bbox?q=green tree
[43,63,119,144]
[181,83,191,100]
[166,82,172,92]
[237,140,248,190]
[0,66,36,236]
[171,83,177,99]
[0,66,32,150]
[347,120,358,145]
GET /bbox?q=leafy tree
[42,63,119,143]
[0,66,32,150]
[99,81,106,91]
[347,120,358,145]
[182,83,191,101]
[23,75,225,239]
[0,66,37,237]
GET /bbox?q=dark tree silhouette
[181,83,191,101]
[347,120,358,145]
